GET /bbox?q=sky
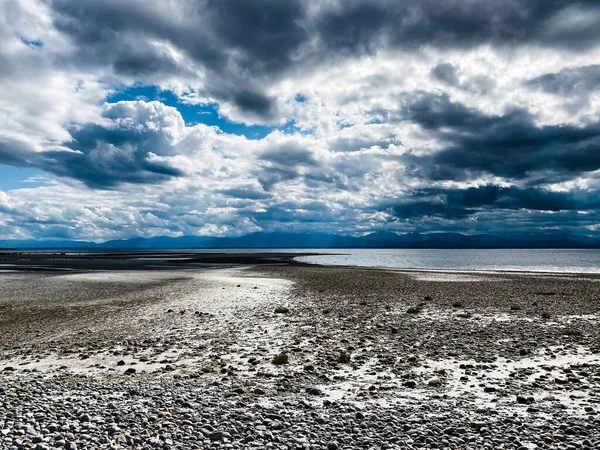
[1,0,600,242]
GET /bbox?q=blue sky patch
[0,166,48,191]
[20,37,43,47]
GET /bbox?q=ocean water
[295,249,600,274]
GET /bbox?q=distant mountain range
[1,231,600,250]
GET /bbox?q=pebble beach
[1,263,599,449]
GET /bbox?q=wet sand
[0,250,313,271]
[1,263,599,449]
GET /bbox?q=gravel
[1,265,599,449]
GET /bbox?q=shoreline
[1,264,599,448]
[0,250,316,272]
[295,263,600,277]
[1,248,600,276]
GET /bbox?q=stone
[516,395,534,405]
[428,377,442,387]
[208,431,229,441]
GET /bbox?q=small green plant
[452,301,464,308]
[274,306,289,314]
[338,351,351,363]
[541,310,551,320]
[424,295,433,301]
[510,304,522,311]
[562,328,583,337]
[519,348,532,356]
[407,305,423,314]
[272,353,289,365]
[456,312,472,319]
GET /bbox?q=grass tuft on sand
[272,353,289,365]
[338,351,351,363]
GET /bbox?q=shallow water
[296,248,600,273]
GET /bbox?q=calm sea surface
[294,249,600,274]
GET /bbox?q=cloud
[233,90,276,118]
[49,0,308,121]
[314,0,600,54]
[431,63,460,86]
[0,101,185,188]
[523,64,600,116]
[525,65,600,96]
[217,185,272,200]
[46,0,600,124]
[388,185,600,220]
[1,0,600,240]
[401,92,600,182]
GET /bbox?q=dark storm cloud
[205,0,308,72]
[41,126,183,189]
[388,185,600,220]
[233,90,275,117]
[0,137,36,166]
[315,0,600,54]
[112,44,186,78]
[49,0,307,119]
[525,65,600,96]
[401,93,600,182]
[47,0,600,121]
[50,0,307,74]
[0,103,184,189]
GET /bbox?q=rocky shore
[1,265,599,449]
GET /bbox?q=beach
[1,261,599,449]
